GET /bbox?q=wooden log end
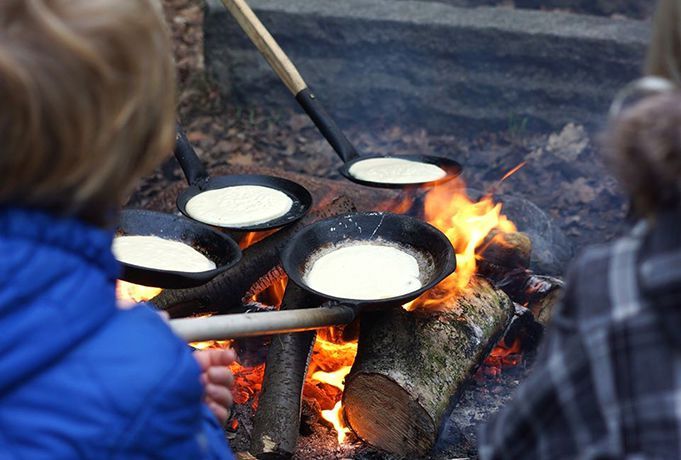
[343,373,435,457]
[342,277,513,456]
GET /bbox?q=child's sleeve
[112,329,236,460]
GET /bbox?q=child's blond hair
[0,0,176,225]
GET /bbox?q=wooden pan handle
[221,0,307,95]
[169,304,357,341]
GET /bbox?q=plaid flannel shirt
[479,210,681,460]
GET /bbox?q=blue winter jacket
[0,207,235,460]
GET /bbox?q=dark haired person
[479,1,681,458]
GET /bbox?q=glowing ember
[405,178,516,311]
[192,326,358,443]
[497,161,527,185]
[479,338,523,379]
[487,337,522,367]
[115,280,162,303]
[230,362,266,409]
[181,281,357,444]
[188,338,265,410]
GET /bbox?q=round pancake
[304,243,422,300]
[113,235,216,273]
[186,185,293,227]
[348,157,446,184]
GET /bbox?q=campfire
[117,276,359,443]
[118,172,562,458]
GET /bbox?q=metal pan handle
[169,303,358,341]
[295,89,359,162]
[174,125,209,186]
[221,0,360,163]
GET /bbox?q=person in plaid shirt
[479,1,681,458]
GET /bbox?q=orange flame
[306,328,358,444]
[250,277,287,307]
[191,339,232,350]
[311,366,352,391]
[406,178,516,311]
[239,229,278,250]
[184,289,358,444]
[115,280,162,303]
[322,401,352,444]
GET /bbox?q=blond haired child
[0,1,235,458]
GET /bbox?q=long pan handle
[175,124,209,186]
[221,0,359,162]
[169,304,357,341]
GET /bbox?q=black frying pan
[221,0,463,189]
[174,128,313,231]
[116,209,242,288]
[169,212,455,340]
[281,212,456,310]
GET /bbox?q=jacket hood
[0,207,121,396]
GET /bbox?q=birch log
[342,276,513,456]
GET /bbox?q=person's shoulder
[74,305,202,415]
[555,241,619,325]
[562,231,644,329]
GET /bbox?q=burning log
[151,196,355,316]
[476,229,564,327]
[250,282,321,459]
[477,230,532,277]
[342,276,513,457]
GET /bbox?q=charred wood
[524,274,564,326]
[342,277,513,457]
[150,196,355,317]
[493,270,564,324]
[242,266,287,303]
[475,228,564,326]
[502,303,545,353]
[477,230,532,282]
[476,229,564,325]
[250,283,322,460]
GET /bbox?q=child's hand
[193,348,237,424]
